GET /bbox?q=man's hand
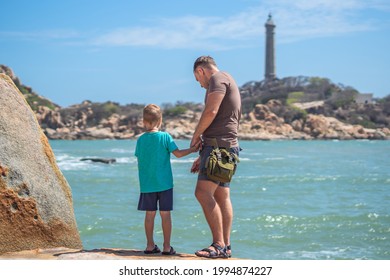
[190,156,201,173]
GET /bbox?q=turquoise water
[51,140,390,260]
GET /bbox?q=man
[190,56,241,258]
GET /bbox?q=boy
[135,104,198,255]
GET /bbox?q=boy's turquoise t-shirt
[135,131,178,193]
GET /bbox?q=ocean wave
[57,159,99,171]
[242,152,263,156]
[116,157,136,164]
[282,247,352,260]
[260,214,299,224]
[297,175,340,182]
[264,157,285,161]
[234,175,263,179]
[171,157,199,163]
[56,154,107,171]
[110,148,133,154]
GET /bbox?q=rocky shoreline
[37,100,390,141]
[1,65,389,141]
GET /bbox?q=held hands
[190,134,202,150]
[190,141,201,153]
[190,133,202,173]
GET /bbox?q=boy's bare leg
[145,211,157,250]
[160,211,172,252]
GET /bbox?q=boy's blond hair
[143,104,162,126]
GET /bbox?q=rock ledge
[0,247,239,260]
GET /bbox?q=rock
[0,74,82,254]
[36,106,64,129]
[253,104,271,120]
[266,99,283,109]
[80,158,116,164]
[85,127,115,139]
[292,101,325,110]
[304,114,329,137]
[291,119,303,131]
[0,247,241,260]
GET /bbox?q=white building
[355,93,373,105]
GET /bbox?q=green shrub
[287,91,304,105]
[163,105,187,117]
[102,102,119,115]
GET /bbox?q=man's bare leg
[214,186,233,256]
[195,179,225,256]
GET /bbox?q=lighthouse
[264,13,276,82]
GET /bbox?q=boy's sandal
[162,246,176,255]
[195,242,228,259]
[144,244,161,254]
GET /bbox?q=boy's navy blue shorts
[137,188,173,211]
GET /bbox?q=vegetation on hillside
[1,64,59,111]
[1,64,389,130]
[162,101,203,117]
[240,76,390,129]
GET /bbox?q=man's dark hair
[193,56,217,72]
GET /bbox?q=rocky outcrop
[35,102,390,141]
[1,65,389,141]
[0,74,82,254]
[39,103,142,140]
[239,100,389,140]
[0,65,60,111]
[163,111,200,139]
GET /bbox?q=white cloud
[0,29,80,41]
[252,0,390,42]
[91,15,256,50]
[91,0,389,50]
[2,0,389,50]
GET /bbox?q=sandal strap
[196,247,218,258]
[226,244,232,258]
[211,243,228,258]
[195,243,228,258]
[200,248,214,253]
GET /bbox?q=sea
[51,140,390,260]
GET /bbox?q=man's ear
[195,67,203,76]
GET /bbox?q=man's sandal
[226,244,232,258]
[195,243,228,259]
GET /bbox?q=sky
[1,0,389,107]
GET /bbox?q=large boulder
[0,74,82,254]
